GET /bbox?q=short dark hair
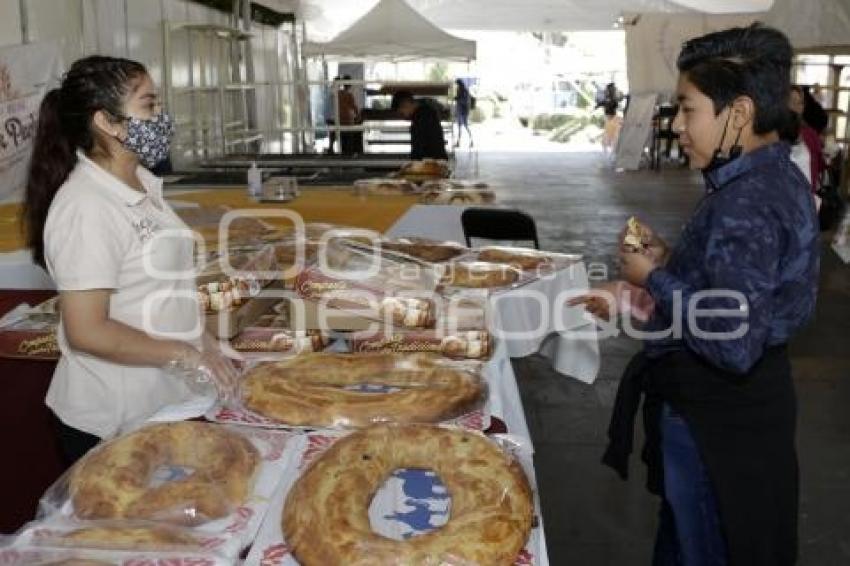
[391,91,415,111]
[677,23,793,135]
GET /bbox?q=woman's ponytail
[23,88,76,268]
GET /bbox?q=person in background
[23,56,237,465]
[811,83,829,108]
[788,85,825,194]
[390,90,449,160]
[801,85,828,135]
[596,82,624,155]
[573,24,818,566]
[453,78,474,149]
[323,76,340,154]
[337,74,363,155]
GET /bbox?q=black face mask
[703,108,743,173]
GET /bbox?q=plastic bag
[397,159,451,180]
[234,352,488,429]
[230,328,329,355]
[176,204,281,251]
[418,180,496,205]
[277,424,535,566]
[0,297,60,361]
[353,178,419,196]
[296,238,442,329]
[347,329,493,361]
[8,518,205,553]
[38,421,262,526]
[0,543,232,566]
[268,224,386,284]
[473,245,582,273]
[373,237,468,263]
[197,243,277,313]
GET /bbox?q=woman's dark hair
[801,86,828,134]
[23,55,147,268]
[778,111,802,144]
[455,79,470,103]
[676,23,794,136]
[390,90,415,111]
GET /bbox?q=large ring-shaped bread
[241,353,485,427]
[69,422,260,525]
[283,424,534,565]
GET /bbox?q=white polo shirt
[44,151,202,438]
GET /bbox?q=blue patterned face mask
[122,112,174,169]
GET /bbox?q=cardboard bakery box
[0,297,60,361]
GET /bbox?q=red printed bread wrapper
[0,329,59,360]
[295,265,438,329]
[231,328,328,353]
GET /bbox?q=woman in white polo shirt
[22,56,236,464]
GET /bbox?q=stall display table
[488,262,600,384]
[0,290,62,534]
[0,188,419,290]
[386,204,469,244]
[165,187,418,234]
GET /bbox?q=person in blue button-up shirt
[634,140,819,374]
[577,25,819,566]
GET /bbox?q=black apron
[603,345,798,566]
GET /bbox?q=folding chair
[460,207,540,249]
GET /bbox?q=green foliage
[531,113,573,130]
[428,62,449,83]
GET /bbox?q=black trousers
[52,413,100,467]
[340,131,363,155]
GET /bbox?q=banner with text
[0,41,63,202]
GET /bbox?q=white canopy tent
[625,0,850,95]
[302,0,476,61]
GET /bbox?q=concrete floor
[461,150,850,565]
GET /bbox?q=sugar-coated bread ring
[283,424,534,566]
[442,261,522,288]
[69,422,260,525]
[477,247,552,270]
[57,523,199,550]
[241,353,485,427]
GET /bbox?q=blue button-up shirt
[643,142,819,374]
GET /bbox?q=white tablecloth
[386,204,470,244]
[488,262,600,384]
[0,250,54,290]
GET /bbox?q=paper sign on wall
[0,41,62,201]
